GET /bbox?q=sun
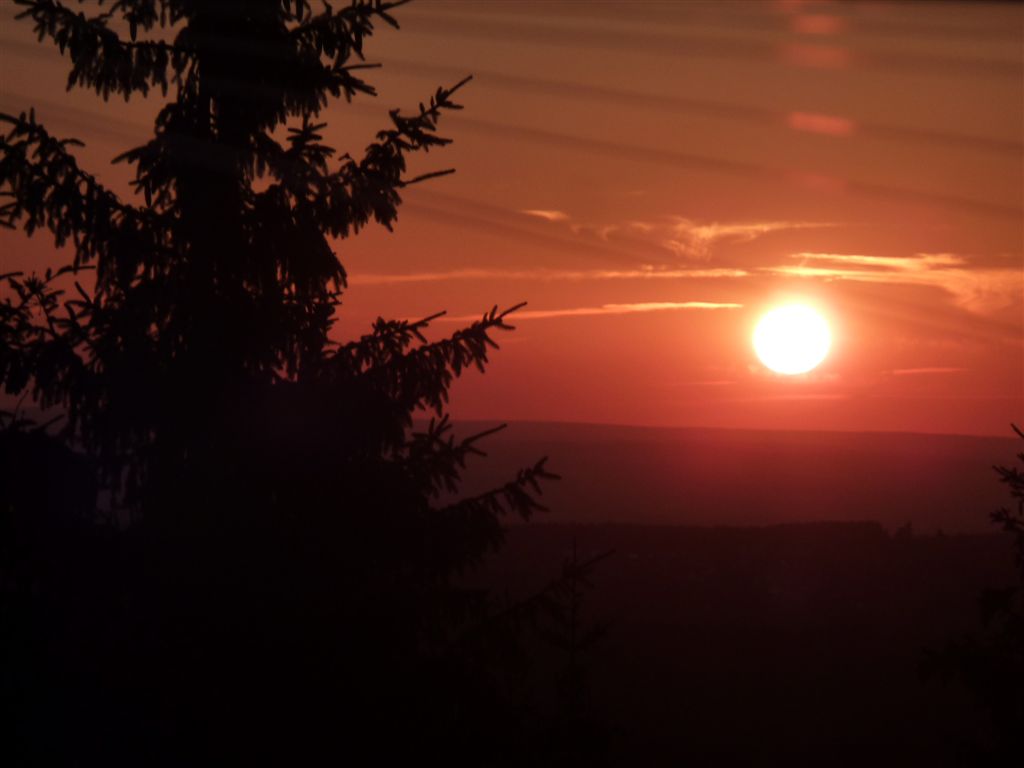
[753,305,831,375]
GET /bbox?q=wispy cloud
[442,301,742,323]
[891,367,966,376]
[663,379,737,388]
[351,267,749,286]
[787,111,856,137]
[663,219,833,259]
[512,204,833,262]
[721,393,849,402]
[769,252,1022,313]
[789,252,965,271]
[520,209,569,222]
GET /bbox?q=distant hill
[449,421,1019,532]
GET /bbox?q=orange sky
[1,0,1021,436]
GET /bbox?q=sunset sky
[2,0,1021,436]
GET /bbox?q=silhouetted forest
[481,521,1017,766]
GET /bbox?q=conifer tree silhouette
[926,425,1024,766]
[538,541,616,764]
[0,2,556,764]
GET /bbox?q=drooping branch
[435,456,560,523]
[17,0,419,117]
[0,267,94,421]
[330,310,440,369]
[417,457,560,578]
[14,0,191,100]
[330,304,525,416]
[255,76,471,240]
[401,415,506,497]
[0,111,170,290]
[99,1,182,36]
[286,0,408,107]
[289,0,407,53]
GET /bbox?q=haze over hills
[452,421,1019,533]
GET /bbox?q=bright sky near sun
[1,0,1021,435]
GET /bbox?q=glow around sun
[753,305,831,375]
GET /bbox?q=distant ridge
[440,418,1019,441]
[448,421,1019,533]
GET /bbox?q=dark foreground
[481,522,1015,766]
[6,514,1014,765]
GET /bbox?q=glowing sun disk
[753,305,831,375]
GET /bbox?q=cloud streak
[789,252,965,270]
[511,198,835,262]
[891,367,967,376]
[768,252,1022,313]
[521,209,569,222]
[442,301,742,323]
[351,267,749,286]
[663,219,834,259]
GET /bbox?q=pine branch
[240,77,469,299]
[413,457,560,581]
[14,0,191,100]
[401,416,506,496]
[290,1,409,59]
[330,304,525,416]
[99,1,181,36]
[434,456,561,524]
[315,76,472,235]
[0,111,170,290]
[1,267,93,421]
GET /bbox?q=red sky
[2,0,1021,436]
